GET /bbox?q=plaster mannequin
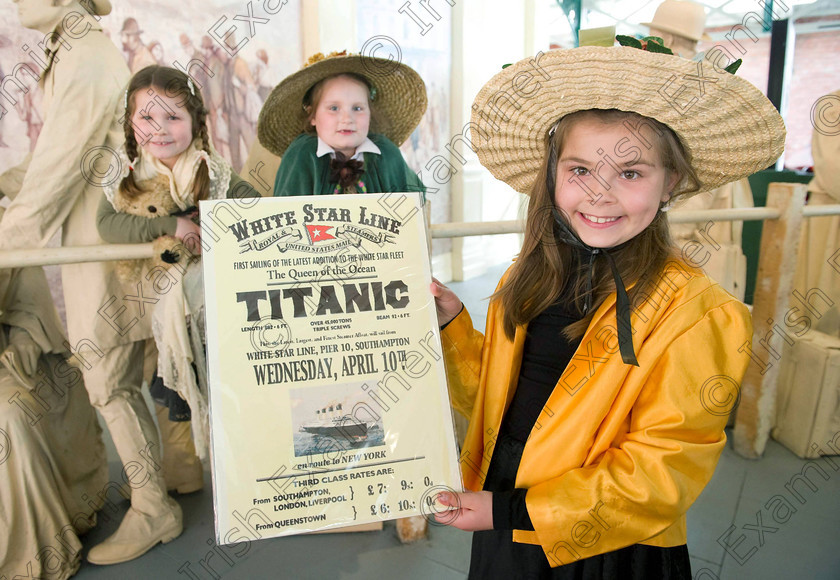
[645,0,753,301]
[642,0,711,55]
[645,29,700,59]
[0,263,108,580]
[795,89,840,336]
[199,36,230,161]
[0,0,182,566]
[120,17,155,74]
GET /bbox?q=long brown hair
[120,65,211,205]
[301,73,385,137]
[494,109,701,340]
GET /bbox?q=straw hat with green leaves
[470,41,785,196]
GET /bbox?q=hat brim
[641,21,712,42]
[470,46,785,196]
[87,0,112,16]
[258,54,427,157]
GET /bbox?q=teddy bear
[110,173,196,283]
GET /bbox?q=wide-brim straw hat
[258,51,427,157]
[642,0,712,42]
[470,46,785,196]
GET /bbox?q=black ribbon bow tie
[329,152,365,190]
[552,207,639,366]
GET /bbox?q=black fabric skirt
[469,531,691,580]
[469,434,692,580]
[149,368,191,421]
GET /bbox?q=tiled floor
[75,261,840,579]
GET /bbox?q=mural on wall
[0,0,302,175]
[355,0,453,258]
[0,0,302,319]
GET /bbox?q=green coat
[273,134,426,199]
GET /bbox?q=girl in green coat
[257,51,426,198]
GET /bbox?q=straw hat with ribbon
[471,44,785,198]
[258,51,427,157]
[471,42,785,366]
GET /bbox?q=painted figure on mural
[178,32,198,66]
[221,31,258,172]
[120,17,155,74]
[13,61,44,152]
[199,35,230,162]
[252,48,276,101]
[148,40,164,65]
[177,32,207,89]
[0,34,13,149]
[0,0,182,568]
[177,33,214,116]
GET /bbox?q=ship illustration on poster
[203,194,462,540]
[290,383,385,457]
[300,403,370,442]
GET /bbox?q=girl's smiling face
[554,117,677,249]
[309,75,371,157]
[132,89,194,169]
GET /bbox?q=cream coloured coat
[0,266,107,579]
[0,14,152,350]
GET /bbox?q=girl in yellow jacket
[430,41,785,578]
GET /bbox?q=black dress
[467,299,692,580]
[149,369,191,421]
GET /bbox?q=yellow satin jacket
[441,260,752,567]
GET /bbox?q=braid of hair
[120,89,142,200]
[192,102,212,205]
[124,123,139,162]
[197,104,211,153]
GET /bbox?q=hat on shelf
[258,51,427,157]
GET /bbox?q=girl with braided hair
[97,65,257,501]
